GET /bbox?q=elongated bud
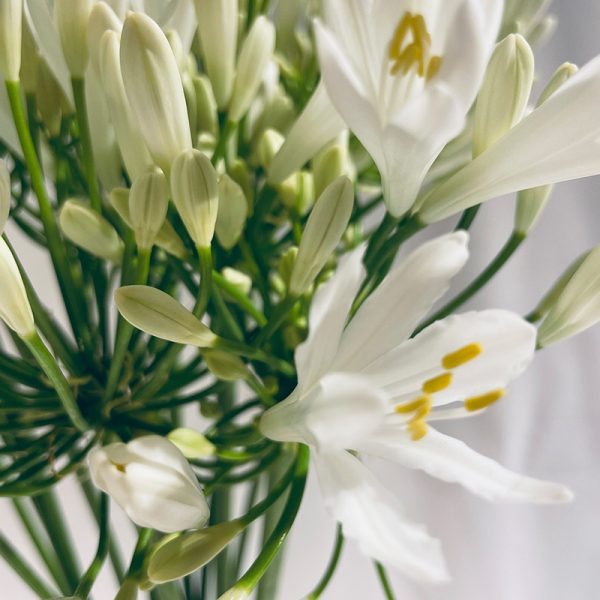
[279,171,314,215]
[473,34,534,157]
[120,12,192,173]
[228,159,253,212]
[313,143,351,198]
[257,128,284,170]
[87,2,122,75]
[168,428,216,459]
[20,19,38,94]
[194,75,218,136]
[0,237,34,337]
[170,149,219,248]
[59,199,124,263]
[0,161,10,232]
[229,16,276,123]
[215,175,248,250]
[290,176,354,295]
[222,267,252,295]
[537,62,578,106]
[130,167,169,250]
[147,520,244,583]
[537,245,600,347]
[36,60,65,138]
[194,0,238,109]
[55,0,93,77]
[203,350,249,381]
[0,0,22,82]
[115,285,217,347]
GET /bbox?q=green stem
[455,205,481,231]
[254,295,298,347]
[213,270,267,326]
[374,562,396,600]
[212,120,236,167]
[305,525,344,600]
[115,528,154,598]
[416,231,526,334]
[23,331,88,431]
[195,245,213,318]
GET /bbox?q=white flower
[0,0,22,82]
[260,232,572,581]
[313,0,502,217]
[88,435,210,533]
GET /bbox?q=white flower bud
[194,0,238,109]
[473,34,534,157]
[167,428,215,459]
[170,149,219,248]
[0,237,34,337]
[193,75,218,136]
[0,160,10,232]
[115,285,217,347]
[279,171,314,216]
[87,2,122,75]
[229,16,275,123]
[537,62,578,106]
[537,244,600,347]
[313,143,352,199]
[256,128,284,170]
[0,0,22,82]
[290,176,354,296]
[105,0,127,20]
[222,267,252,295]
[215,175,248,250]
[228,160,253,211]
[59,199,124,263]
[129,167,169,250]
[203,349,249,381]
[120,12,192,173]
[147,520,243,582]
[88,435,210,533]
[54,0,93,77]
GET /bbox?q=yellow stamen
[426,55,442,81]
[395,395,431,414]
[442,343,483,369]
[422,372,452,394]
[411,14,432,46]
[464,389,506,412]
[111,461,126,473]
[389,13,413,61]
[408,419,428,441]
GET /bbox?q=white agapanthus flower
[260,232,573,581]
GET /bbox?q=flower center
[111,460,127,473]
[388,12,442,81]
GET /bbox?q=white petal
[0,86,20,156]
[295,244,365,390]
[333,232,469,374]
[359,426,573,504]
[363,310,536,407]
[313,449,449,582]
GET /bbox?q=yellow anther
[422,372,452,394]
[426,55,442,81]
[464,389,506,412]
[395,395,431,414]
[111,461,126,473]
[389,13,413,61]
[442,343,483,369]
[408,419,428,441]
[411,14,432,46]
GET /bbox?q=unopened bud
[222,267,252,295]
[257,128,284,170]
[0,0,22,82]
[473,34,534,157]
[537,62,578,107]
[228,160,253,213]
[120,13,192,173]
[55,0,93,77]
[289,177,354,295]
[278,246,298,291]
[130,167,169,250]
[0,237,34,337]
[229,16,275,123]
[313,143,351,198]
[194,75,218,136]
[249,89,295,144]
[170,149,219,249]
[279,171,314,216]
[168,428,216,459]
[59,199,124,263]
[0,160,10,232]
[87,2,122,75]
[203,350,249,381]
[216,175,248,250]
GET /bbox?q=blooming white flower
[260,232,572,581]
[88,435,210,533]
[312,0,502,217]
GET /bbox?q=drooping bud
[537,245,600,347]
[0,237,34,337]
[222,267,252,296]
[0,160,10,232]
[129,167,169,250]
[193,75,218,136]
[215,175,248,250]
[0,0,22,82]
[170,149,219,249]
[115,285,217,347]
[87,2,122,75]
[289,176,354,296]
[473,34,534,157]
[120,12,192,173]
[256,128,284,170]
[313,142,352,198]
[20,19,39,94]
[54,0,93,77]
[168,428,216,459]
[203,350,249,381]
[228,16,276,123]
[279,171,314,216]
[59,199,124,263]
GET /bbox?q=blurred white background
[2,1,600,598]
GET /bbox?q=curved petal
[0,86,21,156]
[361,310,536,408]
[359,426,573,504]
[333,232,469,374]
[313,448,449,582]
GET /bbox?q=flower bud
[170,149,219,248]
[256,128,284,170]
[120,12,192,173]
[228,159,253,212]
[105,0,127,20]
[289,176,354,296]
[59,199,124,263]
[0,160,10,232]
[215,175,248,250]
[278,246,298,291]
[129,167,169,250]
[473,34,534,157]
[193,75,218,136]
[167,428,215,459]
[313,142,351,198]
[0,237,34,337]
[88,435,210,533]
[115,285,217,347]
[222,267,252,295]
[537,244,600,347]
[20,19,39,94]
[229,16,276,123]
[537,62,578,106]
[279,171,314,216]
[147,520,243,583]
[54,0,93,77]
[194,0,238,109]
[203,350,249,381]
[0,0,22,82]
[87,2,122,75]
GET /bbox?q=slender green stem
[254,295,298,347]
[216,338,295,377]
[196,245,213,318]
[374,562,396,600]
[115,528,154,598]
[212,120,236,166]
[305,525,345,599]
[364,213,399,266]
[23,331,88,431]
[213,270,267,326]
[416,231,526,334]
[455,205,481,231]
